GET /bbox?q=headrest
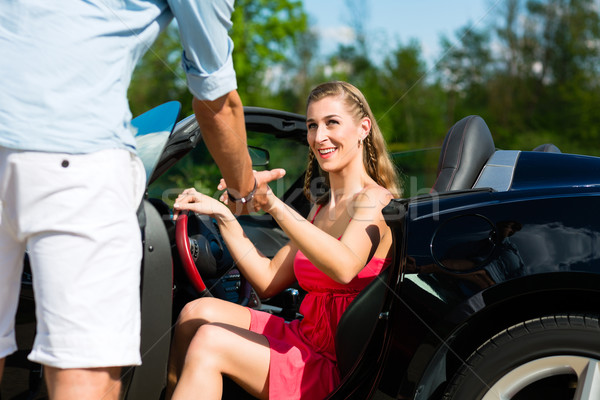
[431,115,495,193]
[532,143,561,153]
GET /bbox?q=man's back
[0,0,173,154]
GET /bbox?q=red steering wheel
[175,211,208,294]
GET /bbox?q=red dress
[248,207,390,399]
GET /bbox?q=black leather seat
[335,268,391,378]
[431,115,495,193]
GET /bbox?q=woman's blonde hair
[302,81,402,203]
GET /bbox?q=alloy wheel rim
[481,355,600,400]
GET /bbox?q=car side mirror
[249,145,269,167]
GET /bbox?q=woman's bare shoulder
[354,184,394,208]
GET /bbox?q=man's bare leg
[44,366,121,400]
[0,357,5,385]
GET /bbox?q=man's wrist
[227,178,257,204]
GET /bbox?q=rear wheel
[444,314,600,400]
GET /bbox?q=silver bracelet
[227,178,257,204]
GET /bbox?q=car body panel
[384,149,600,399]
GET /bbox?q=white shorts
[0,147,145,368]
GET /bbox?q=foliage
[229,0,308,106]
[129,0,600,164]
[378,40,447,145]
[437,25,492,124]
[128,0,308,118]
[438,0,600,154]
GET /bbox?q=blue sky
[302,0,499,66]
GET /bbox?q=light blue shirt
[0,0,237,154]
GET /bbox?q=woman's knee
[177,297,250,332]
[177,297,221,327]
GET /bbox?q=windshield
[132,101,181,187]
[148,129,308,207]
[391,147,440,198]
[147,123,441,205]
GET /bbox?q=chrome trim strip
[473,150,520,192]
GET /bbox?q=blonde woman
[168,81,401,399]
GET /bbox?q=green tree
[434,0,600,154]
[308,0,378,92]
[379,40,446,145]
[436,24,492,126]
[128,0,309,118]
[275,27,322,114]
[523,0,600,147]
[229,0,308,106]
[487,0,534,139]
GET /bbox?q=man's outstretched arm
[193,90,254,200]
[193,90,285,214]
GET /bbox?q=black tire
[443,314,600,400]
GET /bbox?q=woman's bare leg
[171,323,270,400]
[166,297,252,399]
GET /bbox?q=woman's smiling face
[306,95,368,173]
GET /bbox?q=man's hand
[219,169,286,215]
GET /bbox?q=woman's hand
[218,169,286,214]
[173,188,230,220]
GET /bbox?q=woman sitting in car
[167,81,401,400]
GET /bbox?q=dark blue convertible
[5,104,600,400]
